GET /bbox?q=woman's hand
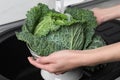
[28,42,120,74]
[28,50,89,74]
[92,8,107,24]
[92,8,114,24]
[92,5,120,24]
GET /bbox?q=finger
[27,57,48,70]
[36,56,51,64]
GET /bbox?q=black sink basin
[0,20,44,80]
[0,34,44,80]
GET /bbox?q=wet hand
[28,50,84,74]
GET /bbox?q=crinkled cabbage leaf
[16,3,105,56]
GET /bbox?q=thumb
[36,56,51,64]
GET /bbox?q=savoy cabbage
[16,3,105,56]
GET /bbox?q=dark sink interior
[0,35,43,80]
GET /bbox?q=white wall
[0,0,49,25]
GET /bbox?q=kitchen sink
[0,19,120,80]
